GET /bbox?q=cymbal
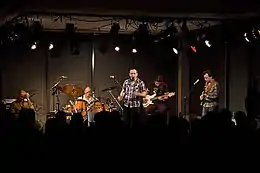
[101,86,118,92]
[61,84,84,98]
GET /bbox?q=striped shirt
[203,81,220,108]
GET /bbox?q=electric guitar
[200,80,216,106]
[143,92,175,108]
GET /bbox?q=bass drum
[74,100,88,119]
[92,101,104,113]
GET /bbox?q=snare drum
[62,104,73,114]
[103,103,110,112]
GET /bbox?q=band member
[118,68,147,128]
[145,76,169,115]
[76,86,96,126]
[10,89,35,115]
[200,70,220,117]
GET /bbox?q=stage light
[49,43,54,50]
[244,33,250,42]
[114,46,120,52]
[205,40,212,47]
[31,42,37,50]
[110,22,120,35]
[173,48,178,54]
[132,48,137,53]
[191,46,196,53]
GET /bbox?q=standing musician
[76,86,96,126]
[10,89,35,116]
[118,68,147,128]
[145,75,169,115]
[200,70,220,117]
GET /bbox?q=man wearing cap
[145,76,169,115]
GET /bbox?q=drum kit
[50,82,122,121]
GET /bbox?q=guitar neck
[151,95,166,101]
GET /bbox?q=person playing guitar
[200,70,220,117]
[145,76,174,115]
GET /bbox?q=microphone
[110,76,115,79]
[193,79,200,85]
[60,76,67,79]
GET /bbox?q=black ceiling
[0,0,259,19]
[1,0,259,13]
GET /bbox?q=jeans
[88,111,95,126]
[145,102,167,115]
[123,106,144,128]
[202,105,218,117]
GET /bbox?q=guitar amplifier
[2,99,16,110]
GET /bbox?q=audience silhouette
[2,106,260,165]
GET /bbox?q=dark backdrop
[2,31,260,120]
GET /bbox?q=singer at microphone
[117,68,147,128]
[200,70,220,117]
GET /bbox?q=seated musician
[10,89,35,116]
[76,86,95,126]
[145,76,169,115]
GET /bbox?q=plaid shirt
[122,78,146,108]
[203,81,220,108]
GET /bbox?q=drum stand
[107,90,123,112]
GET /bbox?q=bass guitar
[143,92,175,108]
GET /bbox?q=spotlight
[31,42,37,50]
[172,48,178,54]
[132,48,137,53]
[205,40,212,47]
[49,43,54,50]
[244,33,250,42]
[114,46,120,52]
[190,46,196,53]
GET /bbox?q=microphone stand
[183,81,199,119]
[112,77,123,90]
[110,77,123,112]
[50,78,63,113]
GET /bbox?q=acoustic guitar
[143,92,175,108]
